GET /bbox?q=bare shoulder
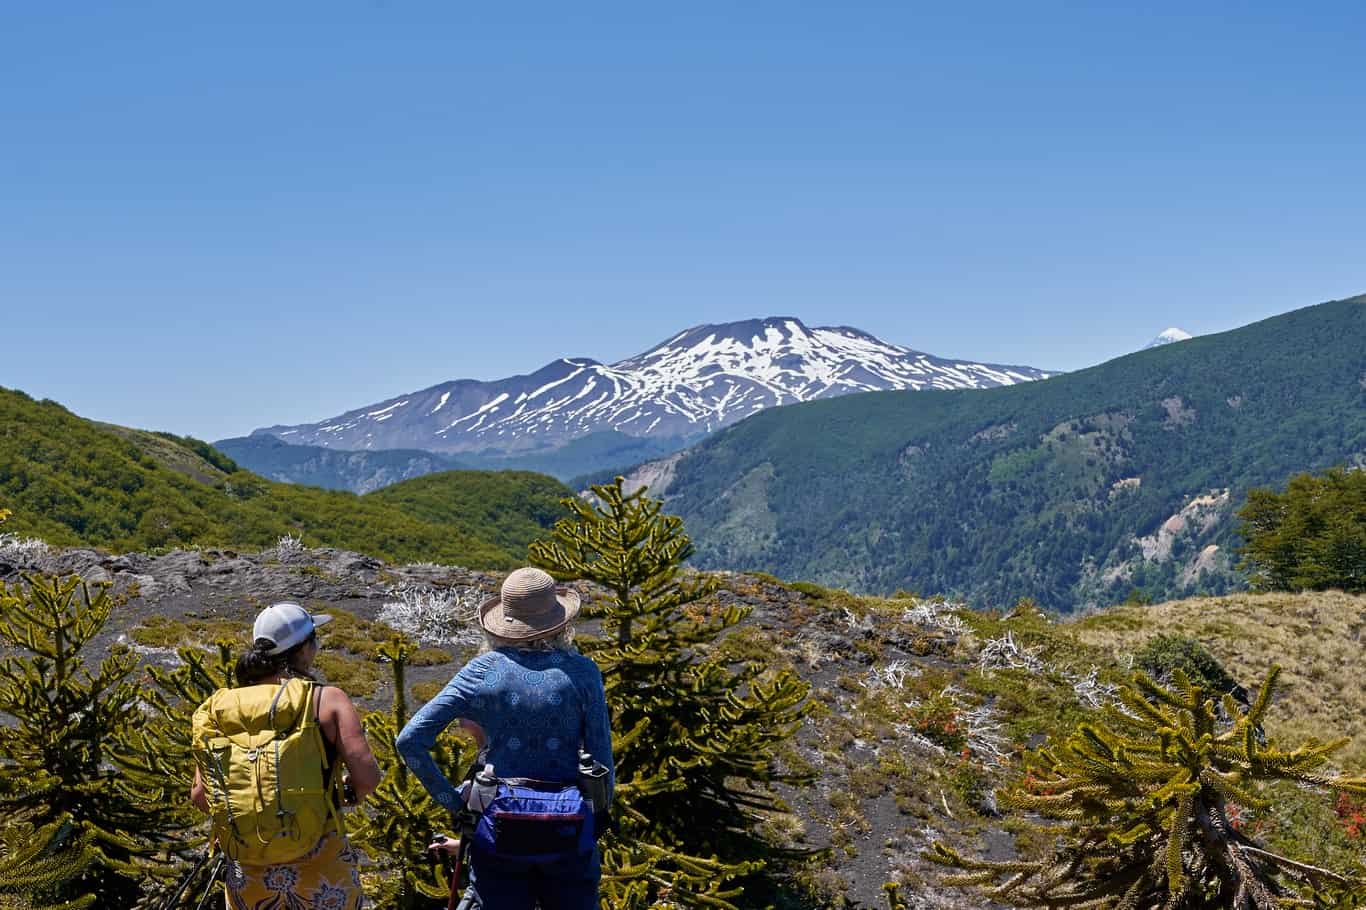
[316,683,356,719]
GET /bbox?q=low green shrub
[1134,633,1241,697]
[314,651,383,699]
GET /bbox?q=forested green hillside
[657,295,1366,609]
[0,388,571,567]
[368,469,576,554]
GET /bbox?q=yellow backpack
[192,678,344,865]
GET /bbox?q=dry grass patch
[410,680,446,705]
[1068,590,1366,767]
[314,651,383,699]
[130,614,247,649]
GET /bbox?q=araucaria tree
[530,478,812,910]
[109,642,236,907]
[349,638,475,909]
[0,574,165,906]
[929,666,1366,908]
[1239,467,1366,593]
[0,817,97,910]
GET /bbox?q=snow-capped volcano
[253,318,1056,455]
[1144,327,1194,349]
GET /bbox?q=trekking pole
[427,834,464,910]
[192,855,225,910]
[446,849,461,910]
[159,852,210,910]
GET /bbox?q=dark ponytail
[234,634,317,686]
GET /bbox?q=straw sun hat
[478,567,581,641]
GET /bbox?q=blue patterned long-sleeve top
[396,648,614,811]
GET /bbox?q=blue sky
[3,2,1363,441]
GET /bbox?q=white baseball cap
[252,602,333,655]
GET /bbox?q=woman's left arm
[396,658,485,809]
[581,661,615,803]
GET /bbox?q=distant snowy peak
[1144,327,1194,349]
[254,316,1058,454]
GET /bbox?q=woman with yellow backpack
[190,602,382,910]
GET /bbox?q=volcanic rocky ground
[1,541,1032,908]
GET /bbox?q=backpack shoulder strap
[306,682,347,837]
[266,678,315,734]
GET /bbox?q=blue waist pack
[470,778,595,863]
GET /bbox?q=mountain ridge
[623,295,1366,610]
[251,316,1056,460]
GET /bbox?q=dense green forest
[660,295,1366,610]
[367,468,574,553]
[0,387,571,567]
[1239,466,1366,593]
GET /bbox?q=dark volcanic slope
[7,539,1362,908]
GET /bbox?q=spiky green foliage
[1239,467,1366,593]
[530,478,813,909]
[0,575,165,906]
[0,817,96,910]
[112,643,235,834]
[1300,874,1366,910]
[928,666,1366,908]
[108,642,236,909]
[348,638,476,909]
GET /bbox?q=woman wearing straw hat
[397,567,614,910]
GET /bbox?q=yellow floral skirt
[223,831,366,910]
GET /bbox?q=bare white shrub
[271,533,306,563]
[897,685,1010,761]
[1070,666,1120,708]
[934,613,969,636]
[0,533,50,566]
[900,597,970,636]
[891,722,948,757]
[378,583,485,647]
[115,633,184,668]
[860,659,921,691]
[959,701,1009,761]
[975,630,1124,716]
[976,631,1046,673]
[901,600,944,627]
[841,606,877,634]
